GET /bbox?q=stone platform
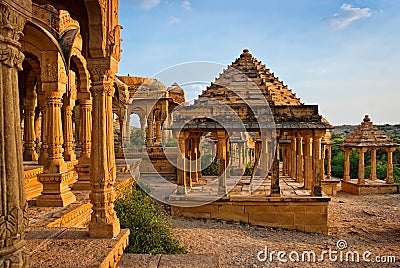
[26,228,129,268]
[170,176,330,234]
[341,179,398,195]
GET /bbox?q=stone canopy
[343,115,398,148]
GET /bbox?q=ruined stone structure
[341,115,399,194]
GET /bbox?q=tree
[130,128,144,147]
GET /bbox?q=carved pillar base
[37,171,76,207]
[0,241,30,268]
[89,218,120,239]
[23,147,38,161]
[63,151,76,162]
[73,164,91,190]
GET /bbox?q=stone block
[37,170,76,207]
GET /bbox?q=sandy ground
[171,192,400,268]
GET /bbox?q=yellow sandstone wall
[171,200,329,234]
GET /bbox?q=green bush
[114,186,186,254]
[165,137,177,147]
[244,161,254,176]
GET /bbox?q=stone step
[118,253,219,268]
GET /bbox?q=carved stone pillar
[155,120,162,144]
[326,145,332,179]
[260,137,268,178]
[290,136,297,179]
[73,105,81,151]
[38,104,48,165]
[357,147,366,184]
[296,136,303,183]
[303,134,313,190]
[43,89,67,172]
[37,87,76,207]
[23,98,38,160]
[343,147,351,181]
[146,114,154,146]
[270,141,280,197]
[87,64,120,238]
[176,132,189,194]
[321,145,326,176]
[34,106,40,150]
[74,99,92,191]
[368,148,377,180]
[62,100,76,161]
[217,130,227,195]
[312,133,323,196]
[0,1,31,266]
[79,99,92,164]
[386,147,396,184]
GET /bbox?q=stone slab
[341,180,398,195]
[118,254,219,268]
[26,228,129,268]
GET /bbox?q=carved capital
[0,3,30,46]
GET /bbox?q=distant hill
[332,124,400,138]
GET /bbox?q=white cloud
[330,3,372,29]
[168,16,181,25]
[181,0,191,11]
[132,0,161,9]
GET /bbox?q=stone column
[23,98,38,160]
[321,145,326,177]
[146,114,154,146]
[155,120,162,144]
[0,1,31,266]
[386,147,396,184]
[73,104,81,151]
[238,143,243,169]
[176,132,189,194]
[34,106,40,147]
[37,86,76,207]
[312,133,323,196]
[357,147,366,184]
[290,136,297,179]
[74,99,92,191]
[270,141,280,197]
[217,130,227,195]
[119,110,128,148]
[38,102,49,165]
[326,145,332,179]
[370,148,377,180]
[287,142,292,176]
[43,89,67,173]
[78,99,92,164]
[303,134,313,190]
[194,136,201,181]
[260,136,268,178]
[296,136,303,183]
[87,64,120,238]
[62,99,76,161]
[343,147,351,181]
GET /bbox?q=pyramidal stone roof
[344,115,398,148]
[170,49,332,131]
[196,49,301,106]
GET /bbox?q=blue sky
[118,0,400,125]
